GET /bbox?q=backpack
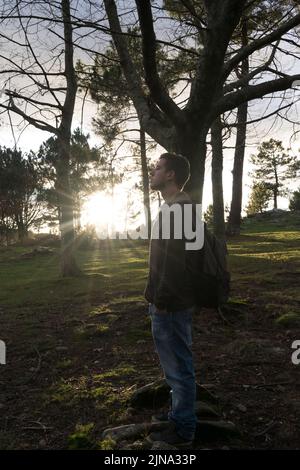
[193,223,230,309]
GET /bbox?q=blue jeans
[148,303,197,440]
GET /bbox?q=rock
[195,401,220,418]
[195,420,240,442]
[151,441,177,450]
[129,379,218,409]
[102,422,169,442]
[129,380,170,408]
[196,384,218,404]
[125,407,136,416]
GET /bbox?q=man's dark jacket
[144,191,199,312]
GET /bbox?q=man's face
[150,158,174,191]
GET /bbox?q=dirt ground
[1,289,300,450]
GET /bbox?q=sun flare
[81,189,141,236]
[81,192,114,233]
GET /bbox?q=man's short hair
[160,152,190,189]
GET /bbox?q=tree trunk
[274,164,278,209]
[140,127,152,238]
[15,213,28,243]
[227,99,248,235]
[227,18,249,236]
[211,116,226,240]
[175,127,208,205]
[273,188,278,209]
[56,135,81,277]
[56,0,81,276]
[75,197,82,233]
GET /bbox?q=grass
[0,210,299,449]
[224,213,299,330]
[0,243,148,308]
[0,212,298,338]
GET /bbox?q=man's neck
[161,186,182,204]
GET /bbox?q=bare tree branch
[222,12,300,81]
[0,98,58,134]
[186,0,247,116]
[135,0,183,126]
[215,74,300,116]
[103,0,174,149]
[223,40,280,94]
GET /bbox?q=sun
[81,191,125,235]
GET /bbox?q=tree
[78,29,192,238]
[226,1,297,234]
[0,146,43,242]
[289,188,300,211]
[0,0,81,276]
[164,0,300,238]
[227,15,249,236]
[203,204,214,227]
[103,0,300,205]
[85,54,153,238]
[250,139,299,209]
[246,182,273,215]
[37,129,106,233]
[211,116,226,239]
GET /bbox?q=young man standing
[144,152,198,448]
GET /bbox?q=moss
[275,313,300,327]
[98,436,117,450]
[95,324,110,334]
[89,305,113,316]
[93,365,136,381]
[48,378,90,405]
[74,323,110,339]
[67,423,95,450]
[90,386,113,399]
[227,297,249,306]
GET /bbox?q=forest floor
[0,211,300,450]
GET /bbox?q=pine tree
[250,139,298,210]
[246,182,273,216]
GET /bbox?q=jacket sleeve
[153,236,186,309]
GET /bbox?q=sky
[0,1,299,232]
[0,79,299,232]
